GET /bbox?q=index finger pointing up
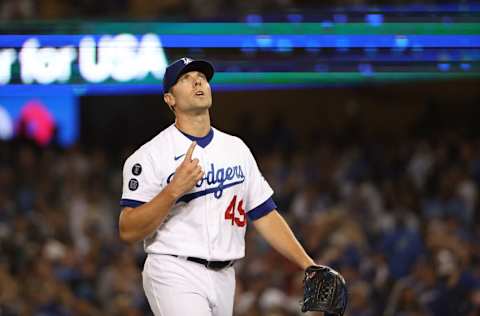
[185,141,197,161]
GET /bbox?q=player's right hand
[167,141,204,199]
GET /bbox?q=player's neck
[175,114,211,137]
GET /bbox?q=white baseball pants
[142,254,236,316]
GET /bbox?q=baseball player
[119,57,316,316]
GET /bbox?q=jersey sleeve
[120,148,161,208]
[243,143,275,214]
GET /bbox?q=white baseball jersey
[120,124,276,261]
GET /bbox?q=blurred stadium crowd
[0,115,479,315]
[0,0,472,20]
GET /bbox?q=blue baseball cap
[163,57,214,93]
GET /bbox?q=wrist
[302,257,316,270]
[163,183,182,201]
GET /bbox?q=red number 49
[224,195,246,227]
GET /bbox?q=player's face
[167,71,212,113]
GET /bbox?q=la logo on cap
[181,57,193,65]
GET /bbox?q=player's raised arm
[119,141,203,243]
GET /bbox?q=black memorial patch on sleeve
[128,178,139,191]
[132,163,142,175]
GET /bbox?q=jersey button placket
[201,150,213,258]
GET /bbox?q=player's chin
[188,103,211,114]
[194,99,212,109]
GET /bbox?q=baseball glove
[301,265,347,315]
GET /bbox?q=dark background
[80,78,480,151]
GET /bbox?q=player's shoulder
[212,127,248,148]
[123,124,175,165]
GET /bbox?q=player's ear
[164,93,175,113]
[163,92,173,105]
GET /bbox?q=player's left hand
[301,265,347,315]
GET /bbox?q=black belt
[172,255,234,270]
